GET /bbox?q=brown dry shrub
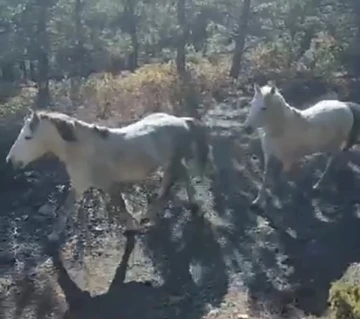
[76,58,230,123]
[249,42,293,73]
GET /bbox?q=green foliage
[311,33,343,77]
[329,283,360,319]
[0,0,356,115]
[329,264,360,319]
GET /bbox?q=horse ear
[29,110,40,132]
[254,83,261,94]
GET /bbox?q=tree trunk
[19,61,27,81]
[74,0,85,77]
[36,0,51,109]
[71,0,85,108]
[29,61,36,82]
[37,51,50,108]
[229,0,252,79]
[176,0,187,75]
[296,25,316,61]
[128,32,139,71]
[1,63,14,82]
[125,0,138,71]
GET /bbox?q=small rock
[207,308,220,316]
[237,315,249,319]
[38,203,54,215]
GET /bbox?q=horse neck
[42,128,73,163]
[263,100,290,137]
[46,138,69,162]
[268,102,306,138]
[285,104,306,127]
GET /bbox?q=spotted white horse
[6,110,209,241]
[243,83,360,208]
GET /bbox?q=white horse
[243,83,360,208]
[6,110,209,241]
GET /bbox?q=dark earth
[1,78,360,318]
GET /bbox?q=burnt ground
[1,92,360,319]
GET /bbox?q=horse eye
[25,136,32,140]
[261,107,267,111]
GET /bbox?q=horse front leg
[48,187,79,242]
[251,154,272,209]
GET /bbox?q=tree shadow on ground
[0,158,69,275]
[0,263,64,319]
[214,129,360,317]
[143,202,229,318]
[0,158,70,319]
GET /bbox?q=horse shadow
[208,133,360,317]
[46,203,228,319]
[46,233,158,319]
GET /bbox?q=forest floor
[1,88,360,319]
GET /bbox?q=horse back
[116,114,193,162]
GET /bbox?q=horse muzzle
[6,156,24,171]
[243,125,254,135]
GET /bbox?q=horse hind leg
[160,159,199,213]
[177,160,199,212]
[141,155,188,225]
[106,185,141,234]
[313,136,353,191]
[142,163,177,225]
[313,153,337,190]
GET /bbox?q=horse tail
[184,117,209,175]
[345,102,360,150]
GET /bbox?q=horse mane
[35,111,110,142]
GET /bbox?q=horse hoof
[139,217,155,229]
[187,202,199,213]
[44,240,60,257]
[311,185,321,196]
[48,232,60,243]
[140,217,150,225]
[250,201,264,211]
[124,221,153,236]
[123,229,140,236]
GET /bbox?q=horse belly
[303,105,353,151]
[113,155,160,182]
[307,122,350,153]
[268,131,338,165]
